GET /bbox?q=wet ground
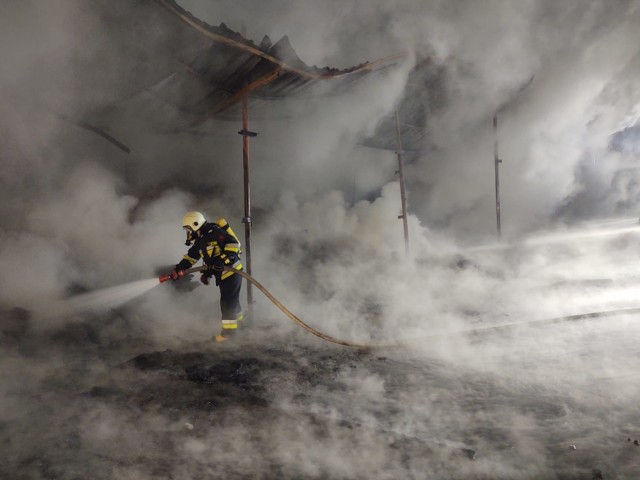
[1,308,640,479]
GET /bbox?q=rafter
[210,67,284,114]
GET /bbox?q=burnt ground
[1,307,640,479]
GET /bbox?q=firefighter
[174,211,243,342]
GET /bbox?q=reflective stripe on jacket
[176,221,242,279]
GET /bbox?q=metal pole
[493,113,502,240]
[241,95,254,313]
[394,110,409,253]
[238,21,254,318]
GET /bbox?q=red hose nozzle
[158,269,186,284]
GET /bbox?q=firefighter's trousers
[219,272,243,331]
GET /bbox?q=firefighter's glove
[171,270,180,281]
[200,271,211,286]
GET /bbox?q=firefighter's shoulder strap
[215,217,241,252]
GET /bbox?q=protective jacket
[176,218,242,281]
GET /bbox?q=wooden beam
[210,67,283,114]
[57,113,131,153]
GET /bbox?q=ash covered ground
[3,1,640,478]
[2,294,640,479]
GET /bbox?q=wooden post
[493,113,502,240]
[240,95,254,315]
[394,110,409,254]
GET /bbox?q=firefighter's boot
[215,329,236,342]
[215,318,238,342]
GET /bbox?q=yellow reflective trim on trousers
[224,245,240,253]
[221,320,237,330]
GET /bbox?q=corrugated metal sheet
[57,0,421,150]
[363,57,447,156]
[88,0,405,128]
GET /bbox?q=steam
[2,0,640,478]
[30,278,161,326]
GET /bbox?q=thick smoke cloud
[178,0,640,240]
[2,1,640,478]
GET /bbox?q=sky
[2,0,640,478]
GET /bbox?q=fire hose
[160,266,379,349]
[160,267,640,350]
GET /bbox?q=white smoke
[2,1,640,478]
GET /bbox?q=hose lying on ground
[182,266,380,349]
[178,266,640,351]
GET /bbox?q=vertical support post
[394,110,409,254]
[493,113,502,240]
[238,21,254,318]
[241,95,254,313]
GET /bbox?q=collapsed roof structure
[68,0,411,307]
[37,0,468,304]
[72,0,404,131]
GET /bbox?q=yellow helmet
[182,211,206,232]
